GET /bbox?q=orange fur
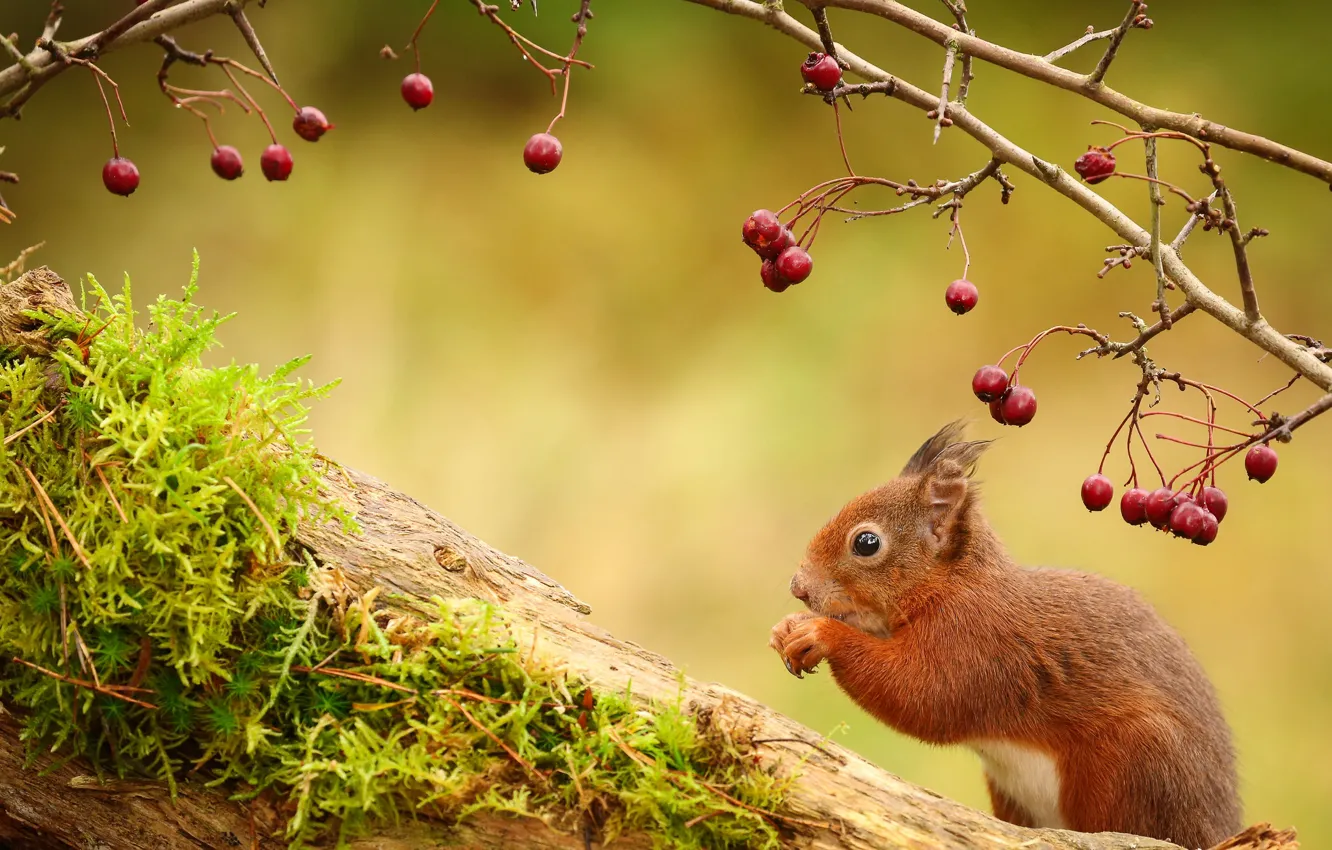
[770,422,1240,847]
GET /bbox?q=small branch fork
[767,157,1008,253]
[467,0,594,98]
[153,35,296,147]
[990,321,1332,495]
[1088,0,1149,84]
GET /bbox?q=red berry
[1080,474,1114,512]
[945,279,978,315]
[999,385,1036,427]
[1193,511,1219,546]
[800,52,842,92]
[757,227,795,261]
[292,106,333,142]
[523,133,563,174]
[210,145,244,180]
[260,144,293,181]
[775,246,813,284]
[102,157,140,196]
[1173,491,1196,509]
[1244,444,1277,482]
[1120,487,1150,525]
[401,73,434,110]
[1169,501,1205,539]
[1200,486,1228,523]
[760,259,790,293]
[971,365,1009,403]
[742,209,782,248]
[1144,487,1175,528]
[1074,147,1116,185]
[988,398,1007,425]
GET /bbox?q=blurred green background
[4,0,1330,844]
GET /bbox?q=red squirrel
[770,422,1240,848]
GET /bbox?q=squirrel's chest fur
[969,739,1065,828]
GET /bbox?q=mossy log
[0,269,1298,850]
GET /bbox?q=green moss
[0,257,796,848]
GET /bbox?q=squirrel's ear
[901,421,989,477]
[922,458,973,556]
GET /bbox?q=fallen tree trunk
[0,269,1298,850]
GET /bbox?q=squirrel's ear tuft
[922,458,976,557]
[900,420,990,477]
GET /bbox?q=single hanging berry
[1075,147,1116,184]
[260,144,293,181]
[210,145,244,180]
[523,133,563,174]
[945,279,978,315]
[1120,488,1150,525]
[1244,444,1277,482]
[971,365,1008,403]
[775,246,813,284]
[292,106,334,142]
[1080,474,1114,512]
[742,210,784,256]
[1144,487,1175,528]
[1168,501,1205,539]
[401,73,434,110]
[1200,486,1228,523]
[760,259,789,293]
[102,157,140,196]
[758,227,795,261]
[1193,511,1219,546]
[999,385,1036,427]
[800,52,842,92]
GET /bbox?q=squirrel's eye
[852,531,880,557]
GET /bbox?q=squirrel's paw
[770,613,830,678]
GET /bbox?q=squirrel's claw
[783,657,802,678]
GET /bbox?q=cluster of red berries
[1079,444,1277,545]
[1075,146,1117,184]
[400,71,562,174]
[971,364,1037,427]
[741,210,814,293]
[101,104,333,196]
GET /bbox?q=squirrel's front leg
[770,613,851,678]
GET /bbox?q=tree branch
[795,0,1332,185]
[0,0,249,118]
[681,0,1332,394]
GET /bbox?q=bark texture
[0,269,1299,850]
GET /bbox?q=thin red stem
[408,0,441,76]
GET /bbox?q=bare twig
[1043,26,1117,64]
[1144,134,1169,326]
[810,8,841,63]
[937,0,973,102]
[1218,186,1261,322]
[227,7,279,85]
[933,42,957,144]
[1088,0,1146,84]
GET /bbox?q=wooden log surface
[0,269,1299,850]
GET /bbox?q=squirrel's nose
[790,575,810,602]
